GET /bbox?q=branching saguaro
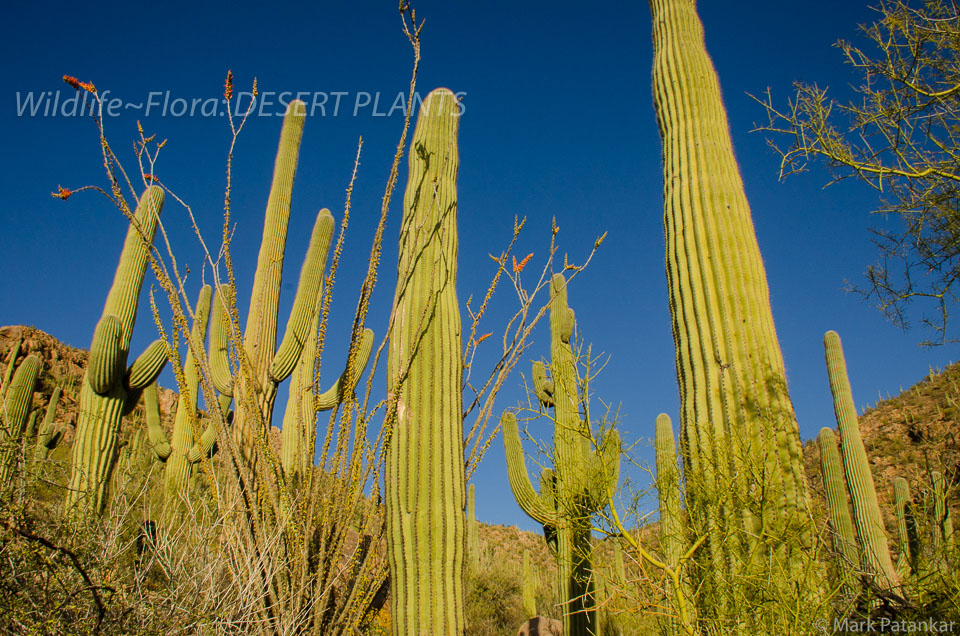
[385,86,466,636]
[649,0,820,626]
[66,186,168,516]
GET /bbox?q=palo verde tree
[756,0,960,343]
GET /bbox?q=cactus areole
[385,87,466,636]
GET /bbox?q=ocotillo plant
[385,87,466,635]
[649,0,816,623]
[824,330,899,590]
[163,285,212,499]
[818,427,863,596]
[503,273,621,636]
[66,186,168,516]
[279,276,374,483]
[0,354,40,483]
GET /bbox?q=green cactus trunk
[824,331,898,590]
[522,549,538,618]
[385,87,466,636]
[502,274,620,636]
[67,186,167,516]
[817,427,862,594]
[654,413,694,632]
[467,483,480,569]
[0,355,40,482]
[163,285,212,499]
[893,477,914,575]
[649,0,815,620]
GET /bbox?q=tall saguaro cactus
[824,331,898,589]
[502,273,621,636]
[648,0,814,619]
[210,100,336,471]
[385,87,466,636]
[66,187,168,515]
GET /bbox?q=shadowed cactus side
[385,87,466,636]
[66,186,168,516]
[502,273,621,636]
[824,330,899,590]
[649,0,817,624]
[0,354,40,482]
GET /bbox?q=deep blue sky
[3,1,956,533]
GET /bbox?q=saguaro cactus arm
[502,411,558,525]
[125,339,168,390]
[144,382,171,461]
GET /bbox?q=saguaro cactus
[66,186,168,515]
[35,387,63,459]
[467,483,480,569]
[385,87,466,636]
[522,549,538,618]
[0,354,40,482]
[163,285,212,498]
[503,273,621,636]
[893,477,915,575]
[649,0,814,619]
[824,331,898,589]
[817,427,862,593]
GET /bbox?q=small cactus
[0,355,40,482]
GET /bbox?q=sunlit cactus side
[894,477,915,575]
[163,285,212,499]
[467,483,480,569]
[0,354,40,482]
[502,273,621,636]
[824,331,898,589]
[649,0,813,618]
[385,87,466,636]
[66,186,168,516]
[217,102,338,472]
[817,427,862,594]
[522,549,538,618]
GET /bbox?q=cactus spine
[503,273,621,636]
[163,285,212,497]
[385,87,465,635]
[0,355,40,482]
[66,186,168,515]
[817,427,862,592]
[824,331,898,589]
[649,0,815,620]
